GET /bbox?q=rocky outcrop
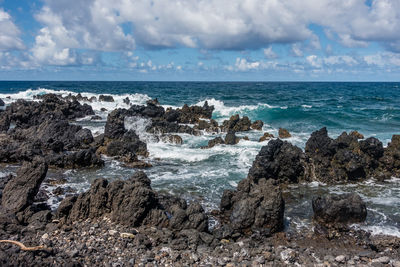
[248,139,309,184]
[0,113,10,132]
[99,95,114,102]
[57,172,208,232]
[224,131,240,145]
[194,119,219,133]
[2,158,48,213]
[278,128,291,138]
[381,135,400,177]
[250,120,264,130]
[220,178,284,236]
[6,94,94,129]
[305,128,384,183]
[106,131,147,158]
[0,98,4,106]
[259,132,274,142]
[312,193,367,230]
[202,137,225,149]
[350,131,364,139]
[46,148,104,168]
[170,101,214,124]
[221,115,252,132]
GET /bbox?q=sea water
[0,81,399,236]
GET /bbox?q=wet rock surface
[2,158,48,213]
[313,193,367,230]
[248,139,310,184]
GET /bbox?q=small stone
[220,239,230,244]
[108,230,118,236]
[372,256,390,264]
[41,233,49,240]
[335,255,346,263]
[393,260,400,267]
[120,232,135,239]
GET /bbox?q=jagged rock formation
[57,172,208,232]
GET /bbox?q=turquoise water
[0,81,399,235]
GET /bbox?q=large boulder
[312,193,367,229]
[224,131,240,145]
[220,178,284,235]
[58,172,209,232]
[1,158,48,213]
[248,139,309,184]
[250,120,264,130]
[105,130,147,160]
[221,115,252,132]
[98,94,114,102]
[0,98,4,106]
[278,128,291,139]
[104,108,131,139]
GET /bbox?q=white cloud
[263,46,278,59]
[0,9,25,51]
[227,58,261,71]
[291,44,304,57]
[306,55,322,68]
[324,55,358,66]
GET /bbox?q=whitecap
[194,98,277,119]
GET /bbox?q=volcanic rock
[250,120,264,130]
[220,178,284,235]
[224,131,240,145]
[248,139,309,184]
[312,193,367,229]
[2,158,48,213]
[161,134,183,145]
[99,95,114,102]
[202,136,225,149]
[57,172,208,232]
[259,132,274,142]
[221,115,252,132]
[278,128,291,138]
[6,94,94,128]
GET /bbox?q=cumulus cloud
[263,46,278,59]
[0,9,25,51]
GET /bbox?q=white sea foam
[353,225,400,237]
[0,88,151,113]
[194,98,276,119]
[124,116,154,142]
[301,104,312,108]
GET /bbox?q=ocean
[0,81,399,236]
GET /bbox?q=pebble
[335,255,346,263]
[393,261,400,267]
[120,232,135,239]
[372,256,390,264]
[109,230,118,236]
[41,233,49,240]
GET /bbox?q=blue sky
[1,0,400,81]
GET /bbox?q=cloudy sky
[1,0,400,81]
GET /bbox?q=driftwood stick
[0,240,45,251]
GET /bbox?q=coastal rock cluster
[0,93,400,265]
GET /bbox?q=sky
[0,0,400,81]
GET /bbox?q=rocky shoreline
[0,94,400,266]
